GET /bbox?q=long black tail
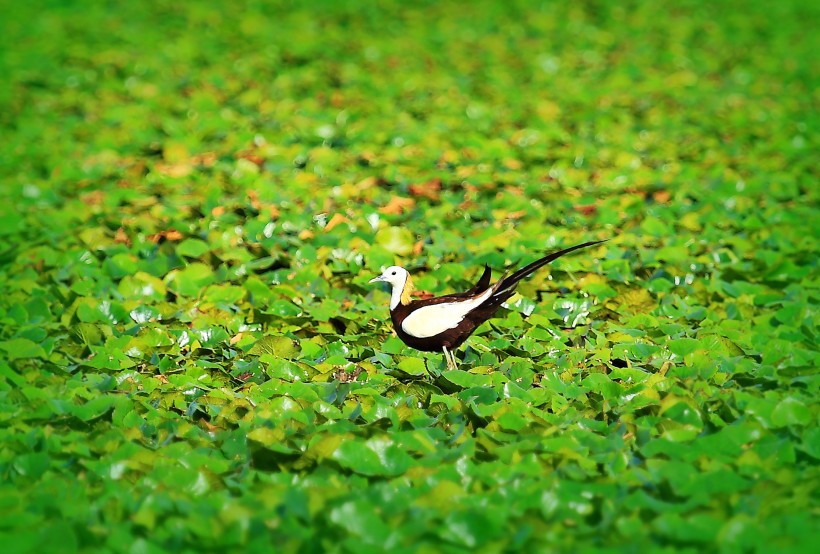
[492,239,607,299]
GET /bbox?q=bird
[369,239,607,370]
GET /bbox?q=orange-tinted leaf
[653,190,671,203]
[114,227,131,246]
[190,152,217,167]
[409,178,442,201]
[237,151,264,166]
[325,213,350,232]
[248,190,261,210]
[147,229,184,243]
[154,163,193,178]
[503,158,523,170]
[379,196,415,215]
[81,190,106,206]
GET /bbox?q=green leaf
[250,336,299,358]
[332,437,411,476]
[13,452,50,478]
[203,284,246,304]
[329,499,391,545]
[177,238,210,258]
[0,338,47,360]
[441,370,493,388]
[581,372,622,400]
[166,263,215,296]
[375,226,414,255]
[105,253,138,278]
[771,397,811,427]
[396,357,427,375]
[667,338,700,357]
[441,509,499,548]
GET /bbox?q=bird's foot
[442,346,458,371]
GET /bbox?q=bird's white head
[369,266,408,287]
[369,266,413,309]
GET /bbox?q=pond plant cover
[0,0,817,552]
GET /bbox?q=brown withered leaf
[575,204,597,216]
[200,419,220,433]
[211,206,226,217]
[81,190,106,206]
[125,160,147,178]
[230,332,244,346]
[190,152,217,167]
[114,227,131,247]
[248,190,280,219]
[237,151,264,166]
[409,178,442,201]
[248,190,261,210]
[334,366,363,383]
[379,196,415,215]
[653,190,671,203]
[413,240,424,256]
[147,229,184,243]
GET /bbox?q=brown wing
[391,286,497,352]
[466,264,492,294]
[449,264,493,299]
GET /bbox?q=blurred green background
[0,1,817,552]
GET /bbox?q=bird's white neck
[389,276,405,310]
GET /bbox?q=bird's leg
[442,346,458,370]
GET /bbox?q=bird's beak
[369,275,384,284]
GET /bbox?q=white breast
[401,288,493,338]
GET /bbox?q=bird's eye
[390,271,397,275]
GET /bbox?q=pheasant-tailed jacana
[369,239,606,369]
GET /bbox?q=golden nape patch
[400,276,415,305]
